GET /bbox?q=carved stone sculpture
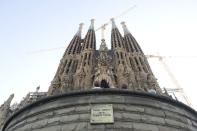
[47,19,164,95]
[0,94,14,129]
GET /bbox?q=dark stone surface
[2,89,197,131]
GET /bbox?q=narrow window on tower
[118,39,121,48]
[74,60,78,73]
[134,57,141,71]
[116,32,121,48]
[130,43,134,52]
[69,41,75,54]
[128,38,134,52]
[120,52,123,59]
[88,53,91,65]
[116,52,120,64]
[113,33,117,48]
[90,41,93,49]
[116,52,119,58]
[90,33,93,48]
[83,53,87,66]
[77,41,82,53]
[82,42,85,50]
[122,38,125,48]
[66,60,72,73]
[133,43,138,52]
[139,57,148,73]
[60,60,68,75]
[73,40,79,54]
[125,40,129,52]
[129,57,132,68]
[86,37,89,49]
[71,61,75,72]
[136,44,143,52]
[114,75,118,83]
[130,57,136,71]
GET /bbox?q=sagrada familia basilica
[1,19,197,131]
[48,19,162,95]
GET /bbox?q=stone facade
[2,90,197,131]
[48,19,163,95]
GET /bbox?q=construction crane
[146,54,192,107]
[28,5,137,54]
[96,5,136,31]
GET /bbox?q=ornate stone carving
[61,74,73,92]
[48,77,61,95]
[92,39,116,88]
[47,19,164,95]
[0,94,14,129]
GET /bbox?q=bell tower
[74,19,96,90]
[111,18,134,89]
[48,23,83,95]
[121,21,162,94]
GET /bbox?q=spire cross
[121,21,130,35]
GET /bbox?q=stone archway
[94,74,115,88]
[121,84,128,89]
[100,79,110,88]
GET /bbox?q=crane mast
[146,54,192,107]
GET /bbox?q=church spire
[48,23,84,95]
[120,21,162,93]
[111,18,117,29]
[74,19,97,90]
[82,19,96,50]
[89,19,95,30]
[76,22,84,37]
[121,21,143,53]
[120,21,130,35]
[121,21,149,72]
[64,23,83,55]
[110,18,125,49]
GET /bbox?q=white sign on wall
[90,104,114,124]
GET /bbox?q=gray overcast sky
[0,0,197,110]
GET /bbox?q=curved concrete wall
[3,89,197,131]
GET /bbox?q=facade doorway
[100,79,110,88]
